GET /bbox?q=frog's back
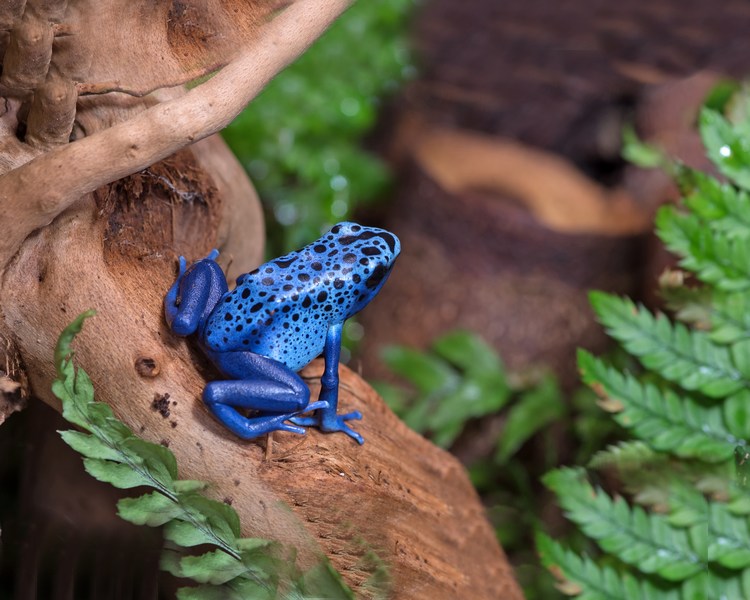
[203,247,353,371]
[204,222,399,370]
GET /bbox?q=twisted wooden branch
[0,0,352,269]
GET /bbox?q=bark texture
[0,1,521,596]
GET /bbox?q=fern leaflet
[657,206,750,292]
[709,502,750,569]
[710,290,750,343]
[680,167,750,238]
[579,350,743,461]
[53,312,360,599]
[536,533,682,600]
[699,107,750,192]
[543,468,705,581]
[588,441,662,472]
[589,292,748,397]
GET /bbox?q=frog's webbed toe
[297,400,329,414]
[331,417,364,445]
[274,420,306,435]
[290,410,364,445]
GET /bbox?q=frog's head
[328,222,400,317]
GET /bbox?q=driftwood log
[0,1,521,597]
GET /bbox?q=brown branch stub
[1,9,53,91]
[135,356,160,378]
[25,72,76,149]
[413,126,650,235]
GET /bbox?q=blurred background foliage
[223,0,418,256]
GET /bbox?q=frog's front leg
[165,249,223,336]
[290,322,364,445]
[204,350,328,439]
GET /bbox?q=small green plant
[374,330,565,453]
[223,0,416,255]
[538,92,750,597]
[53,311,358,599]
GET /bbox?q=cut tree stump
[361,125,652,390]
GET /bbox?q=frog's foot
[290,410,364,445]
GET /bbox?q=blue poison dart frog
[165,222,400,445]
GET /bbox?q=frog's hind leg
[207,404,304,438]
[290,322,364,445]
[207,402,327,439]
[203,350,326,440]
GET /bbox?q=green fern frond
[658,272,713,330]
[680,168,750,238]
[53,312,360,599]
[543,469,705,581]
[709,290,750,343]
[658,273,750,345]
[536,532,682,600]
[699,107,750,191]
[588,441,661,472]
[589,292,749,397]
[709,502,750,569]
[656,206,750,292]
[663,484,709,529]
[680,569,750,600]
[587,441,726,519]
[540,531,750,600]
[540,91,750,600]
[587,441,673,510]
[578,350,743,461]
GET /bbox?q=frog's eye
[365,264,388,290]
